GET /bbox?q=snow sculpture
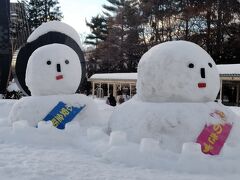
[137,41,220,102]
[14,21,85,96]
[26,44,81,96]
[109,41,240,153]
[9,21,100,129]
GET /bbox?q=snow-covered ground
[0,99,240,180]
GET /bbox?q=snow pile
[1,99,240,179]
[9,94,101,129]
[0,100,16,120]
[109,98,240,152]
[1,119,240,175]
[109,40,240,154]
[26,44,81,96]
[9,21,99,130]
[7,80,20,92]
[137,41,220,103]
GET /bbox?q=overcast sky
[11,0,107,35]
[59,0,106,35]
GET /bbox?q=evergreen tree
[102,0,146,72]
[85,0,240,76]
[25,0,63,30]
[85,15,108,46]
[26,0,43,29]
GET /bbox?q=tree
[85,0,146,73]
[139,0,240,63]
[85,15,108,46]
[85,0,240,78]
[102,0,146,72]
[193,0,240,63]
[25,0,63,30]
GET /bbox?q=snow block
[37,120,53,130]
[65,121,81,134]
[12,120,29,130]
[12,120,31,133]
[139,138,160,153]
[87,127,108,141]
[181,142,202,156]
[109,131,127,146]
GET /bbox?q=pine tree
[102,0,146,72]
[85,15,108,46]
[85,0,147,73]
[26,0,63,30]
[27,0,43,30]
[85,0,240,76]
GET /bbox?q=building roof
[217,64,240,76]
[89,64,240,82]
[89,73,137,82]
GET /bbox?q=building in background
[88,73,137,99]
[0,1,29,97]
[10,2,30,92]
[10,2,30,53]
[218,64,240,106]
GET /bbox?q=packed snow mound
[9,94,100,129]
[27,21,82,47]
[26,44,81,96]
[109,97,240,153]
[137,41,220,103]
[7,80,20,92]
[0,100,16,119]
[109,41,237,154]
[10,21,95,130]
[2,100,240,177]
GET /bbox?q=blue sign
[42,101,86,129]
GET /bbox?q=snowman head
[15,21,85,96]
[137,41,220,103]
[26,44,81,96]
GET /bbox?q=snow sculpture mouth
[198,82,206,88]
[56,75,64,80]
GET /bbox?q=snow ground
[0,99,239,180]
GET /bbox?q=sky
[11,0,107,35]
[59,0,107,35]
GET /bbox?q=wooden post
[113,83,117,97]
[129,83,132,98]
[237,83,240,106]
[220,79,223,102]
[107,83,110,96]
[92,82,95,98]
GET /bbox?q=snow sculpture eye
[208,63,212,68]
[46,60,51,65]
[188,63,194,68]
[65,60,69,64]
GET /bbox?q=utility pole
[0,0,11,98]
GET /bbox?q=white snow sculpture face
[26,44,81,96]
[137,41,220,102]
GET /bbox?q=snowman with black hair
[9,21,100,130]
[109,41,240,155]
